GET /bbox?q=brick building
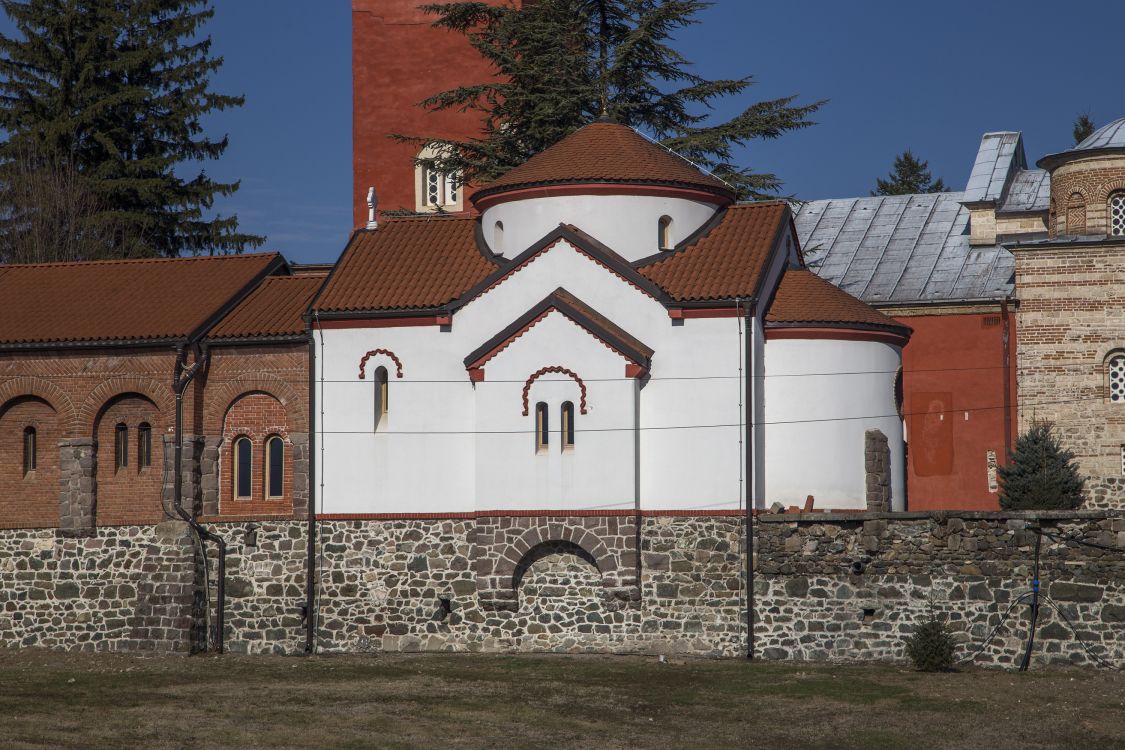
[1009,118,1125,508]
[0,255,322,532]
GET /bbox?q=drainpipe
[173,342,226,654]
[304,319,317,654]
[1001,298,1013,459]
[744,302,756,660]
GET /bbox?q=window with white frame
[416,145,462,212]
[1109,353,1125,402]
[1110,192,1125,236]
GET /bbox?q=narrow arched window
[137,423,152,469]
[1109,354,1125,402]
[234,436,252,499]
[494,221,504,253]
[561,401,575,450]
[22,426,36,474]
[535,402,549,452]
[115,423,128,471]
[265,436,284,499]
[658,215,673,250]
[1110,192,1125,237]
[1066,192,1086,235]
[374,365,389,431]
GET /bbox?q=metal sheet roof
[963,132,1025,204]
[793,193,1014,305]
[999,168,1050,213]
[1074,117,1125,150]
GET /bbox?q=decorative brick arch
[521,366,587,416]
[204,373,307,433]
[1093,178,1125,207]
[473,516,639,611]
[0,376,78,436]
[358,349,403,380]
[79,376,173,434]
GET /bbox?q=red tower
[352,1,516,225]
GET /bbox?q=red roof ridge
[1,251,281,270]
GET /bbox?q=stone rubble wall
[755,511,1125,668]
[0,520,199,652]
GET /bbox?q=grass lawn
[0,650,1122,749]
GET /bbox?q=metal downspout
[1001,298,1013,458]
[745,303,756,660]
[173,342,226,654]
[304,320,317,653]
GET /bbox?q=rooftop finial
[366,186,378,230]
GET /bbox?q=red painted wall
[898,310,1018,511]
[352,0,515,223]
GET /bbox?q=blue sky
[4,2,1124,263]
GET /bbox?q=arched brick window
[95,393,162,525]
[137,423,152,469]
[233,437,252,499]
[22,426,36,474]
[1066,192,1086,235]
[114,423,128,471]
[265,435,284,499]
[1107,353,1125,403]
[1109,192,1125,237]
[1,396,60,528]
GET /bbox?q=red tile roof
[209,274,326,339]
[313,217,497,313]
[639,202,788,302]
[0,253,283,346]
[766,269,910,333]
[472,121,734,203]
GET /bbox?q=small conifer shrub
[906,612,956,672]
[998,420,1085,510]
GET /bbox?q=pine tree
[998,421,1086,511]
[401,0,824,200]
[1073,112,1096,145]
[0,0,263,258]
[871,150,946,196]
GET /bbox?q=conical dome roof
[1038,116,1125,170]
[471,121,735,206]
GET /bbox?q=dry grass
[0,650,1122,749]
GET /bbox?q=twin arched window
[113,422,152,473]
[233,435,285,500]
[416,145,462,212]
[534,401,576,452]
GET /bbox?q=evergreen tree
[871,150,946,196]
[401,0,824,200]
[1073,112,1096,145]
[0,0,262,258]
[998,421,1086,511]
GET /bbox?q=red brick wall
[220,393,292,515]
[351,0,515,221]
[95,395,163,526]
[0,397,60,528]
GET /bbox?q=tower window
[1109,354,1125,402]
[535,402,549,453]
[1110,192,1125,236]
[22,426,36,474]
[374,365,389,432]
[416,145,462,212]
[115,423,128,471]
[561,401,575,449]
[137,423,152,469]
[658,215,673,250]
[265,436,284,499]
[494,221,504,253]
[234,436,252,499]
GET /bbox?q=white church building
[310,121,910,516]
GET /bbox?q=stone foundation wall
[0,520,199,652]
[755,511,1125,667]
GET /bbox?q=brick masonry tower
[352,0,517,224]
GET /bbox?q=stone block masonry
[0,520,199,652]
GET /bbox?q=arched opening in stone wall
[514,540,605,640]
[219,391,291,515]
[94,393,162,526]
[0,395,60,528]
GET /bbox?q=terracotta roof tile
[639,202,787,302]
[766,269,911,333]
[209,273,326,339]
[313,217,497,313]
[473,121,734,202]
[0,253,282,346]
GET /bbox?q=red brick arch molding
[521,366,587,416]
[473,516,639,611]
[1094,178,1125,206]
[358,349,404,380]
[204,374,307,434]
[79,376,174,435]
[0,376,79,436]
